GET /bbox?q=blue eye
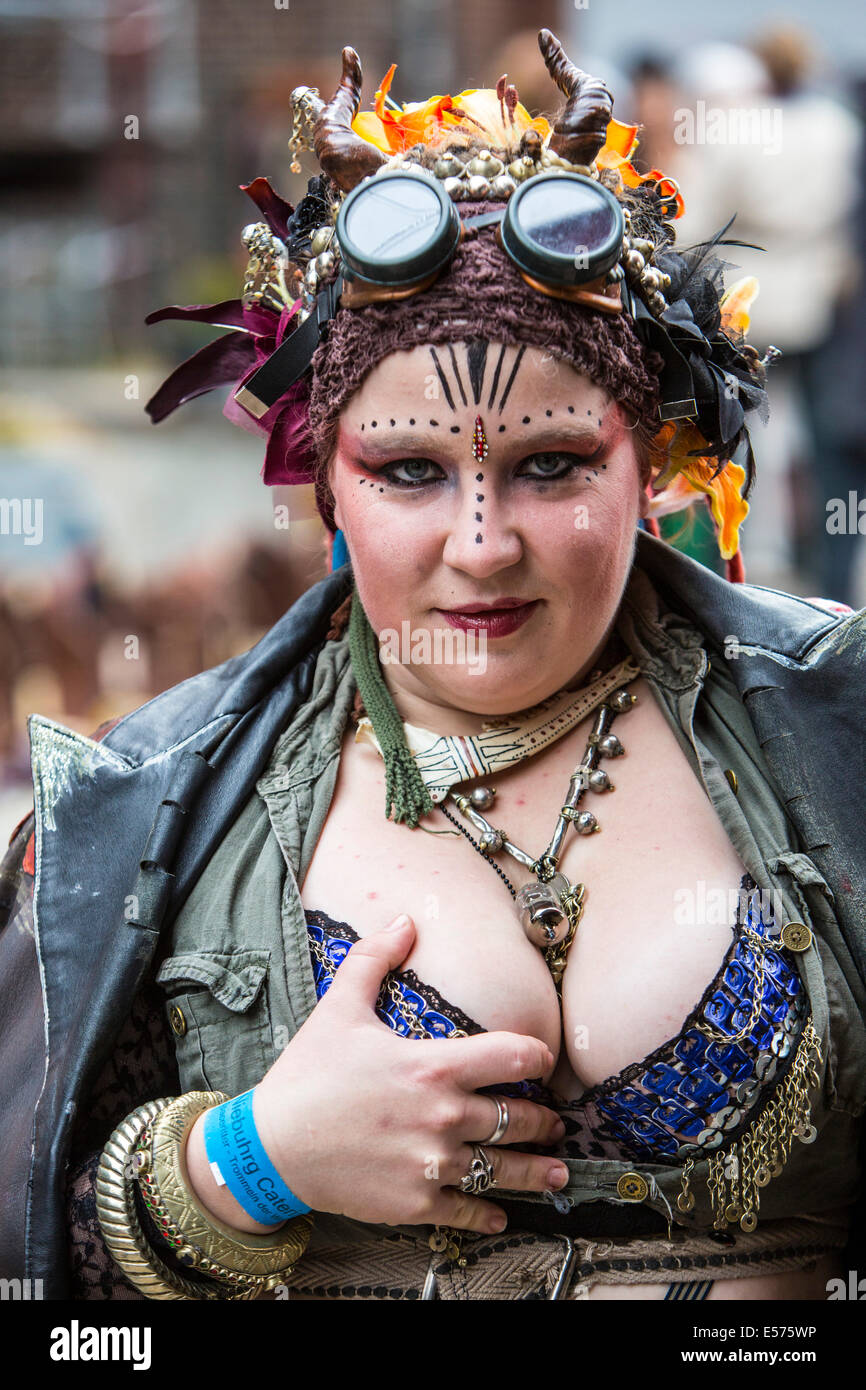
[519,450,600,479]
[379,459,443,488]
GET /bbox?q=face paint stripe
[487,344,507,411]
[447,344,468,408]
[465,338,488,406]
[497,344,526,413]
[428,347,456,412]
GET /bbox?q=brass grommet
[723,768,738,796]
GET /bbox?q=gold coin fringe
[677,1017,822,1233]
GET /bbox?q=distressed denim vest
[157,563,866,1241]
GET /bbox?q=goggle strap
[234,272,344,417]
[461,210,505,232]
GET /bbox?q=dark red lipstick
[437,598,540,637]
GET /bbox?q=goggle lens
[513,177,622,272]
[338,171,458,286]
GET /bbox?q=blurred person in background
[669,29,864,599]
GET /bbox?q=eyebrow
[343,421,604,460]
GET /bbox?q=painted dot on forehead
[371,420,377,427]
[409,418,415,425]
[390,418,395,426]
[450,426,460,434]
[498,424,506,432]
[475,533,483,544]
[568,406,574,413]
[545,409,552,417]
[430,419,439,427]
[476,473,483,482]
[522,416,530,424]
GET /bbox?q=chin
[410,650,587,716]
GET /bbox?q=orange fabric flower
[720,276,760,338]
[595,119,685,218]
[352,71,684,216]
[351,66,550,154]
[646,422,749,559]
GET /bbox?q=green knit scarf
[347,584,434,828]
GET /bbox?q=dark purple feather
[242,178,295,241]
[145,331,257,424]
[145,299,278,337]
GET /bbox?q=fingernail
[489,1215,507,1233]
[552,1119,567,1139]
[385,915,410,931]
[549,1166,569,1190]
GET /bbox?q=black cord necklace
[436,800,518,897]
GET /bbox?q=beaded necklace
[346,586,642,988]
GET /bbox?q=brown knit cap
[307,198,665,533]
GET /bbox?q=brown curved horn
[537,28,614,166]
[313,47,387,193]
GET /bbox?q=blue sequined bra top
[305,869,822,1234]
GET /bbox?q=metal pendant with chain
[444,682,639,991]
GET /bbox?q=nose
[441,475,524,576]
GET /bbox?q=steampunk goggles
[236,168,629,419]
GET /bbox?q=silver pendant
[515,872,574,948]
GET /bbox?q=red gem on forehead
[472,415,488,463]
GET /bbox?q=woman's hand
[187,915,568,1236]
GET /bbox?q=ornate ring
[458,1144,496,1195]
[482,1095,509,1145]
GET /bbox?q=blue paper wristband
[202,1089,311,1226]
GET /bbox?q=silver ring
[482,1095,509,1145]
[458,1144,496,1195]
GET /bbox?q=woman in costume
[2,30,864,1301]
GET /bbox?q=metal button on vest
[781,921,813,952]
[616,1172,648,1202]
[169,1004,187,1037]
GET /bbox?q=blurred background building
[1,0,865,828]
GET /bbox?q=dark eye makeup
[363,447,606,490]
